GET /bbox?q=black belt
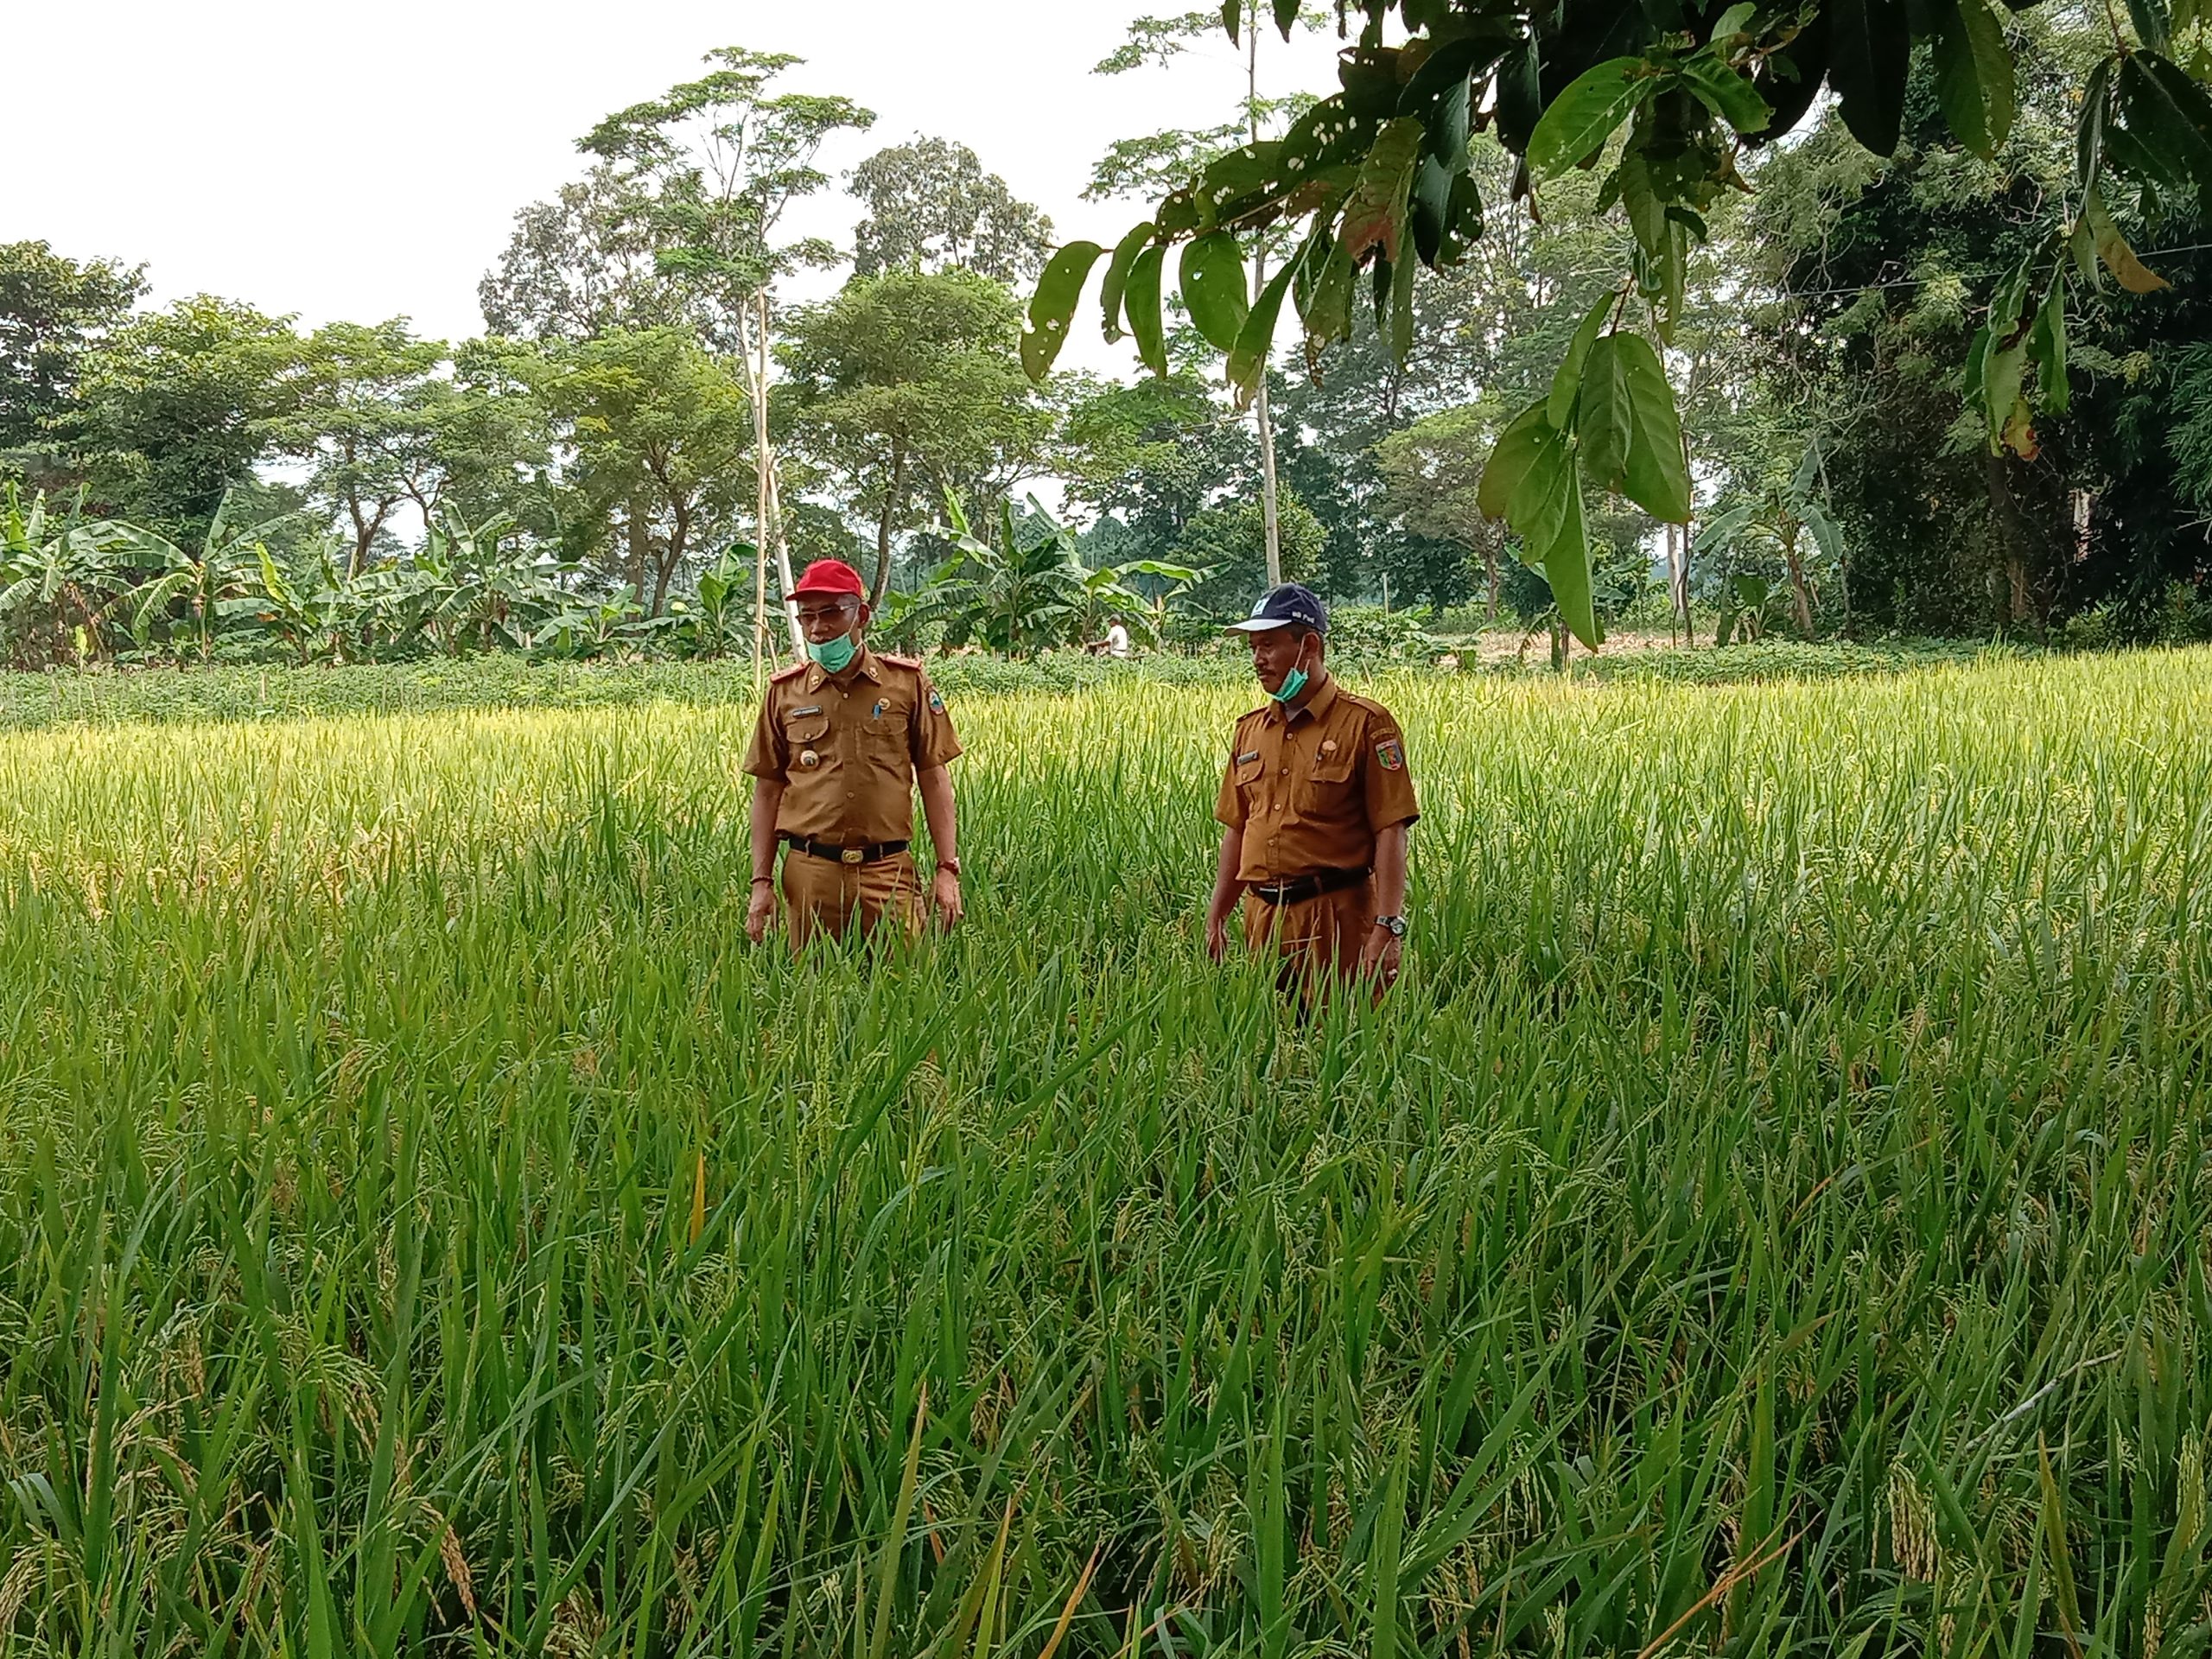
[1250,866,1370,906]
[780,834,909,866]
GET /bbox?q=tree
[526,327,752,617]
[0,242,145,464]
[849,137,1054,283]
[1174,492,1325,613]
[1027,0,2212,649]
[276,321,449,575]
[480,165,696,342]
[1377,404,1509,615]
[784,270,1052,607]
[1058,368,1255,563]
[67,297,310,539]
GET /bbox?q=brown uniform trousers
[1241,878,1378,987]
[780,850,920,950]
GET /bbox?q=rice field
[1,650,2209,1656]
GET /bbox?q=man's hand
[929,866,963,930]
[745,879,778,944]
[1205,905,1235,961]
[1356,923,1402,994]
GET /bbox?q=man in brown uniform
[742,558,964,950]
[1204,583,1418,996]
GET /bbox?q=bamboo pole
[759,289,805,659]
[1248,5,1282,588]
[752,289,771,693]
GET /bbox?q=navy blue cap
[1225,582,1327,635]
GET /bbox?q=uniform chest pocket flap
[1306,746,1356,785]
[1233,750,1265,786]
[784,710,832,747]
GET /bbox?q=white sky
[8,0,1342,381]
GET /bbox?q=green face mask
[807,632,857,674]
[1269,638,1312,704]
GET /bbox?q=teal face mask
[807,632,857,674]
[1269,639,1312,703]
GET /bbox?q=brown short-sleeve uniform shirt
[1213,677,1418,883]
[741,645,962,843]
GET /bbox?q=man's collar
[804,641,880,692]
[1271,672,1338,726]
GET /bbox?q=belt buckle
[840,847,865,866]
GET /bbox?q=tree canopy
[1024,0,2212,645]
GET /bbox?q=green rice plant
[0,650,2209,1654]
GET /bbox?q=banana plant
[0,485,134,667]
[242,537,350,664]
[119,492,295,662]
[1697,442,1844,642]
[688,543,753,658]
[915,491,1198,658]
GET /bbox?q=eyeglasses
[794,602,856,626]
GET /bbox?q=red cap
[791,559,865,599]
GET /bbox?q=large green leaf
[1124,244,1169,374]
[1544,477,1600,651]
[1021,240,1104,382]
[2027,277,2069,414]
[1478,399,1554,520]
[1296,232,1357,359]
[2077,57,2114,191]
[1576,332,1690,522]
[1929,0,2015,158]
[1693,503,1758,552]
[2120,54,2212,194]
[1098,222,1156,344]
[1339,118,1425,266]
[1478,404,1599,646]
[1179,232,1249,352]
[1825,0,1910,156]
[1408,154,1455,267]
[1678,56,1771,136]
[1548,293,1618,429]
[1526,59,1652,177]
[1229,260,1299,403]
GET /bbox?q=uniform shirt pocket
[1298,746,1357,815]
[1233,751,1266,796]
[783,710,833,772]
[861,693,912,768]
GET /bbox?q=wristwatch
[936,856,962,878]
[1374,914,1408,938]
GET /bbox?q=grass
[1,649,2209,1654]
[0,636,2036,734]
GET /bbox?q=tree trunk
[1783,523,1815,636]
[871,445,908,610]
[1983,453,2042,630]
[1484,531,1500,623]
[626,497,651,601]
[654,497,690,618]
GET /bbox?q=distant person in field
[1204,583,1417,999]
[742,559,963,950]
[1104,616,1133,659]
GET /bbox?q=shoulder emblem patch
[1376,736,1404,772]
[927,688,945,714]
